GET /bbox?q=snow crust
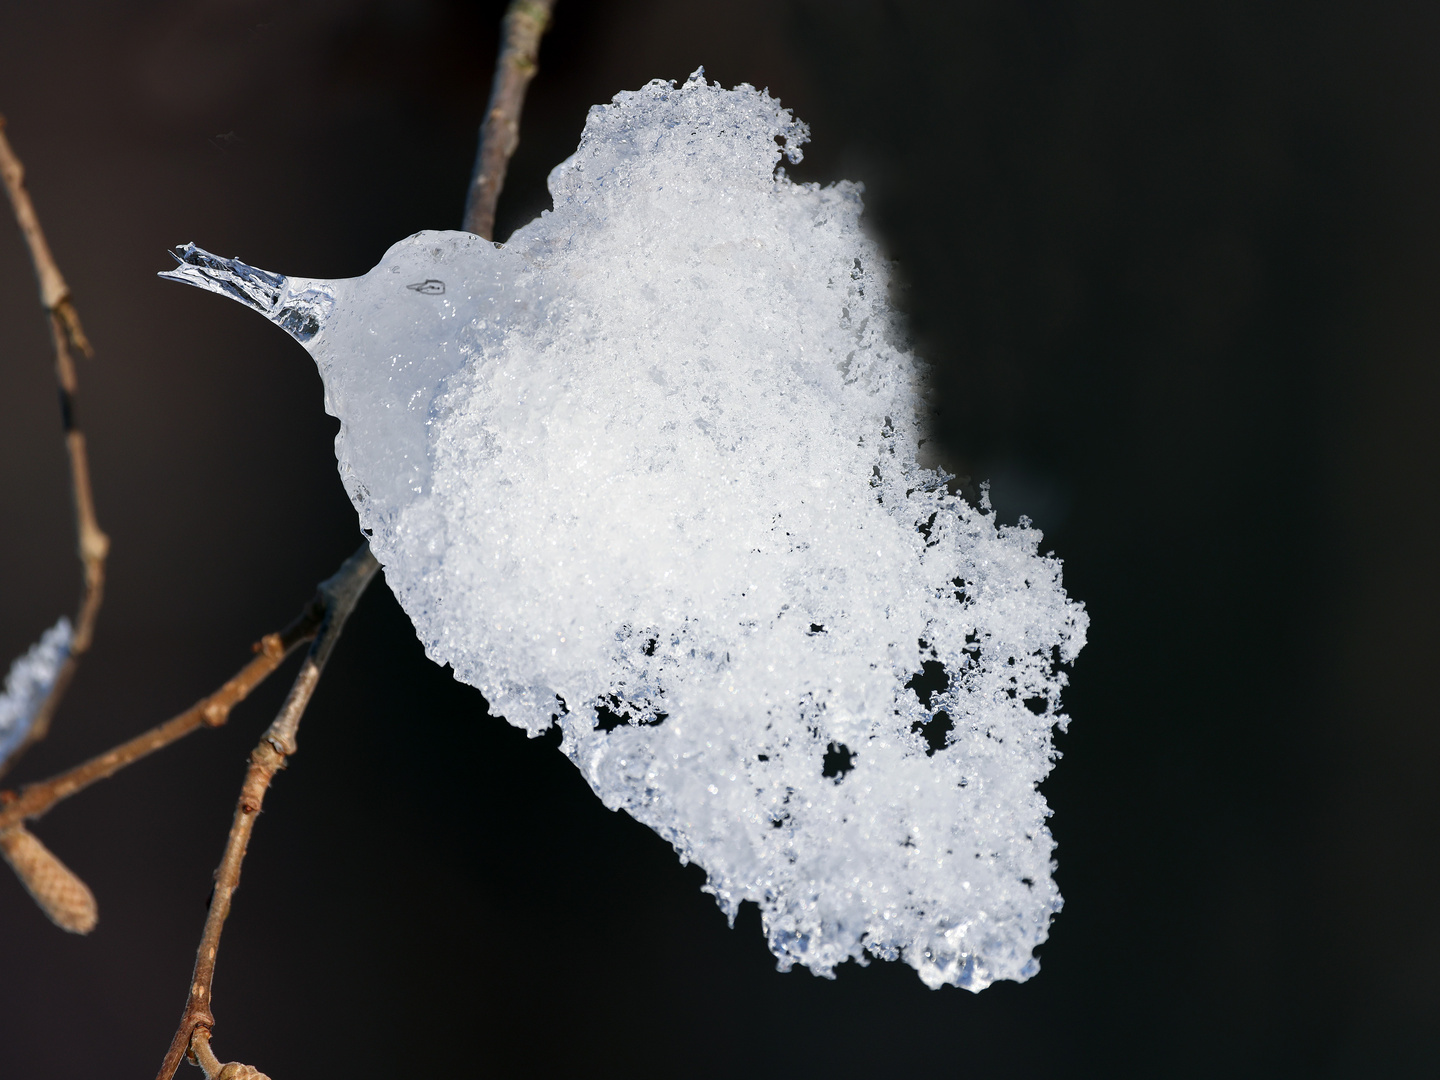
[0,617,72,767]
[164,71,1087,990]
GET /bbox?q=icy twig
[461,0,556,240]
[0,115,110,775]
[156,545,379,1080]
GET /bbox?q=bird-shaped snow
[160,71,1087,991]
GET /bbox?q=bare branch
[0,571,333,933]
[0,116,84,341]
[0,114,110,775]
[156,544,379,1080]
[0,601,324,835]
[461,0,556,239]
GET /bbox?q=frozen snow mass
[160,70,1087,991]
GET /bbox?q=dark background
[1,1,1435,1076]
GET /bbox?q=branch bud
[191,1027,273,1080]
[0,823,98,933]
[213,1064,272,1080]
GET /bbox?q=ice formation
[160,71,1087,991]
[0,617,72,767]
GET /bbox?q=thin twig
[461,0,556,240]
[0,600,324,834]
[0,584,325,935]
[0,114,110,776]
[157,544,379,1080]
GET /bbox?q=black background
[1,1,1436,1076]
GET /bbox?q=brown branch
[461,0,556,240]
[157,544,379,1080]
[0,601,324,835]
[0,117,83,340]
[0,114,110,776]
[0,579,330,935]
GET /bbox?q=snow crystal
[0,617,72,767]
[160,71,1087,991]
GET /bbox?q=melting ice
[161,71,1087,991]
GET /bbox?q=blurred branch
[0,114,110,776]
[156,544,379,1080]
[0,116,87,347]
[461,0,556,240]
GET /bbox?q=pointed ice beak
[158,243,335,344]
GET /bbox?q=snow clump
[160,70,1087,991]
[0,617,72,767]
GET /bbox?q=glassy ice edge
[160,70,1088,991]
[0,617,72,768]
